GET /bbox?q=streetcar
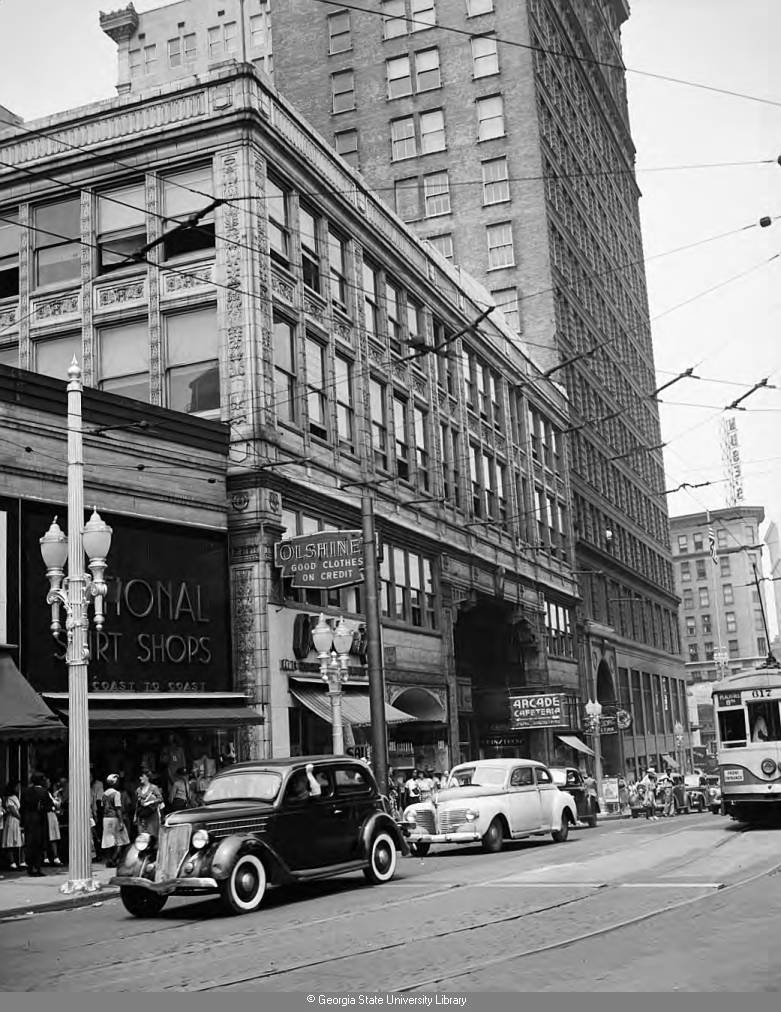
[712,660,781,823]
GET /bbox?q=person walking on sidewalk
[21,773,53,876]
[43,776,62,866]
[2,782,25,870]
[101,774,130,867]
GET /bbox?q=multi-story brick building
[264,0,686,777]
[0,47,587,774]
[671,506,770,682]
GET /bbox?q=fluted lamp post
[39,359,113,895]
[312,614,353,755]
[585,697,603,807]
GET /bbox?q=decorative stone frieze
[162,264,213,296]
[95,279,146,310]
[0,306,16,331]
[30,292,80,326]
[333,318,353,346]
[303,292,326,326]
[271,270,295,305]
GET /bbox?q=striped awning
[291,687,417,727]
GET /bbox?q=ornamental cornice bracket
[99,4,139,43]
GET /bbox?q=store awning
[0,651,66,741]
[557,734,595,757]
[291,687,417,727]
[662,753,679,769]
[44,695,264,730]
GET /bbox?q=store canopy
[45,697,264,730]
[557,734,595,757]
[291,687,418,727]
[662,753,679,769]
[0,651,66,741]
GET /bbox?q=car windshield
[202,771,282,804]
[469,765,509,787]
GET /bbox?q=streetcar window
[718,709,747,748]
[747,701,781,742]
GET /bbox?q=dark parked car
[111,756,408,917]
[548,767,598,827]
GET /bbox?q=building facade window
[335,354,354,451]
[33,333,81,379]
[423,170,450,216]
[693,532,703,551]
[34,198,81,287]
[702,613,712,634]
[680,561,691,583]
[698,587,709,608]
[97,320,149,401]
[266,177,290,267]
[682,589,693,609]
[207,22,237,58]
[420,109,446,153]
[387,55,412,98]
[426,233,453,260]
[334,129,359,167]
[370,378,388,469]
[723,583,734,604]
[395,177,420,222]
[328,10,351,53]
[299,205,321,293]
[415,48,440,91]
[362,261,380,338]
[96,183,146,274]
[305,334,327,439]
[688,643,699,662]
[677,534,688,553]
[482,156,509,205]
[476,94,504,140]
[273,315,298,424]
[380,544,437,628]
[164,307,219,415]
[410,0,436,32]
[0,214,20,298]
[394,395,410,480]
[487,221,514,269]
[685,616,696,636]
[695,559,706,580]
[331,69,355,113]
[382,0,406,38]
[471,35,498,77]
[414,406,429,490]
[467,0,493,14]
[491,287,519,331]
[720,556,731,576]
[162,165,216,259]
[250,13,269,49]
[385,280,402,349]
[328,228,348,307]
[725,612,737,633]
[728,639,739,657]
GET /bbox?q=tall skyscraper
[270,0,684,776]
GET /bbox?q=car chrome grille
[437,809,470,833]
[413,810,435,834]
[155,824,191,882]
[204,816,269,841]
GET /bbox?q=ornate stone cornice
[99,4,139,44]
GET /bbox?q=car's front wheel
[552,812,571,843]
[410,841,431,857]
[363,831,397,884]
[219,853,267,915]
[120,887,167,918]
[481,817,504,853]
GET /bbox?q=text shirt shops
[18,499,262,784]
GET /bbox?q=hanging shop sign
[509,693,568,730]
[616,709,632,730]
[274,530,365,589]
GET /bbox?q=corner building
[0,52,584,772]
[264,0,686,776]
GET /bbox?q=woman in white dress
[2,782,25,869]
[101,774,130,867]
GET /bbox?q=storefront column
[440,603,459,771]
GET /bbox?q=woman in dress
[101,774,130,866]
[2,782,24,870]
[134,769,164,837]
[43,776,62,866]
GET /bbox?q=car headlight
[465,809,478,822]
[192,828,209,850]
[760,758,777,776]
[135,833,151,853]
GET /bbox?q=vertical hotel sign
[274,530,365,588]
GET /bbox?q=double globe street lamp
[585,697,604,805]
[38,359,113,894]
[312,614,354,755]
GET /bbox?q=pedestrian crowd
[386,767,450,817]
[1,762,214,876]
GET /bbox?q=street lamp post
[674,720,685,776]
[585,698,603,804]
[312,614,353,755]
[39,359,112,895]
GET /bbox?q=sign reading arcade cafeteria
[274,530,365,589]
[509,693,568,730]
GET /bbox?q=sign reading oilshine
[275,530,365,589]
[509,693,567,729]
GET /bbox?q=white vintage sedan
[403,758,578,856]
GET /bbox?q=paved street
[1,813,780,992]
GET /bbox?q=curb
[0,887,120,921]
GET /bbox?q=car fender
[114,841,155,881]
[556,791,578,823]
[210,834,291,883]
[360,811,408,857]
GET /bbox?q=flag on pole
[706,511,718,565]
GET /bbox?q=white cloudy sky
[1,3,779,551]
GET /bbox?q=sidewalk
[0,865,120,920]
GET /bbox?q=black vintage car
[111,756,408,917]
[548,767,598,827]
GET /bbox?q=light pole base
[59,877,103,896]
